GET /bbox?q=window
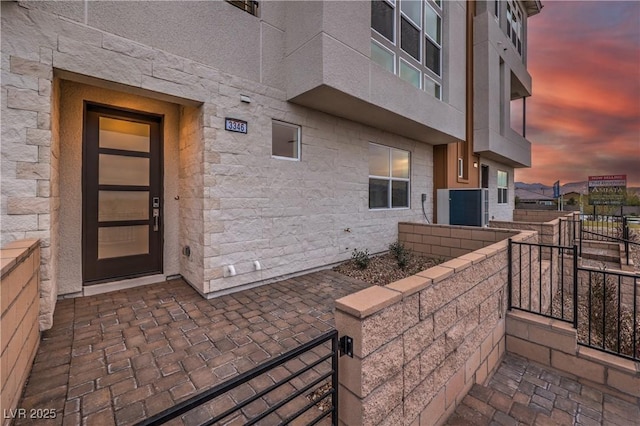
[497,170,508,204]
[371,0,443,99]
[272,120,300,160]
[506,0,522,55]
[369,143,410,209]
[457,157,464,178]
[226,0,258,16]
[494,0,500,20]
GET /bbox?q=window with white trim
[371,0,443,99]
[497,170,508,204]
[506,0,522,55]
[369,143,410,209]
[272,120,300,160]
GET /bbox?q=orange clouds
[518,1,640,187]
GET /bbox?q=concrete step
[580,246,620,264]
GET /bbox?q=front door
[83,104,163,284]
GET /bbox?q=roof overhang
[522,0,543,16]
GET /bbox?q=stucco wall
[57,80,182,295]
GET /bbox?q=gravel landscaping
[333,250,443,286]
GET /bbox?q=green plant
[351,248,370,269]
[389,240,410,269]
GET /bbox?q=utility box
[437,189,489,227]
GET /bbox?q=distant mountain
[515,182,550,191]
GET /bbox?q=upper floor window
[506,0,522,55]
[371,0,443,99]
[497,170,508,204]
[369,143,410,209]
[226,0,258,16]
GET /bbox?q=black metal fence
[508,240,577,325]
[136,330,339,426]
[508,239,640,362]
[559,214,638,265]
[577,267,639,361]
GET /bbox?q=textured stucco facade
[1,0,540,328]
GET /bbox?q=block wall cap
[577,346,640,375]
[439,258,472,273]
[335,285,402,319]
[0,239,39,277]
[2,239,40,250]
[457,252,487,264]
[506,310,553,327]
[416,265,454,283]
[385,274,432,297]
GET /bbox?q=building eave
[523,0,543,17]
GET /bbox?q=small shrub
[351,248,370,269]
[389,241,411,270]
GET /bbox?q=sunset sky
[514,1,640,187]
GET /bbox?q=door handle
[153,208,159,231]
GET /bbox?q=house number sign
[225,118,248,134]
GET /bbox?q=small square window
[272,120,300,160]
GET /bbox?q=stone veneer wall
[0,239,41,419]
[335,225,537,425]
[2,2,434,306]
[506,311,640,402]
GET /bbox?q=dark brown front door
[83,103,163,284]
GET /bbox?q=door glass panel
[99,191,149,222]
[98,225,149,259]
[99,154,149,186]
[99,117,150,152]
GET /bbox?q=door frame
[82,102,165,285]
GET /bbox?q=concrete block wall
[398,222,520,260]
[335,226,537,425]
[512,209,571,224]
[490,219,560,247]
[0,239,41,419]
[506,311,640,402]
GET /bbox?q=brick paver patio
[446,354,640,426]
[15,270,371,425]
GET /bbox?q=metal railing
[508,239,640,362]
[559,215,637,265]
[136,329,339,426]
[577,266,639,361]
[508,239,577,325]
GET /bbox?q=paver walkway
[16,271,370,425]
[446,354,640,426]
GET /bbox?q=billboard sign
[588,175,627,205]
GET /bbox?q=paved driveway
[16,270,371,425]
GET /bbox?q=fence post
[332,332,339,425]
[508,238,513,311]
[572,244,578,330]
